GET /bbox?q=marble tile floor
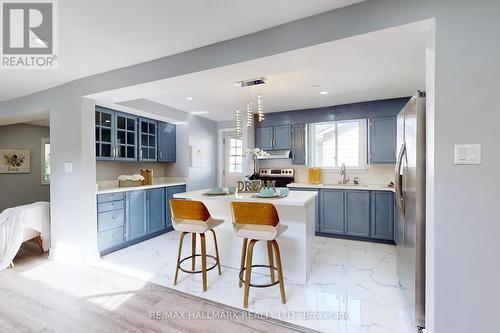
[98,232,415,333]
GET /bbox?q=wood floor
[0,242,312,333]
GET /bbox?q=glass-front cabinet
[115,112,137,161]
[139,118,157,162]
[95,106,175,163]
[95,107,114,160]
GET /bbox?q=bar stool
[230,202,287,309]
[169,199,223,292]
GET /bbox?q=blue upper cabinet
[345,190,370,237]
[255,125,291,150]
[320,189,344,234]
[255,127,274,150]
[139,118,158,162]
[158,122,176,163]
[114,112,137,161]
[370,191,394,240]
[369,117,397,163]
[273,125,291,150]
[95,107,115,160]
[147,188,166,234]
[291,124,306,164]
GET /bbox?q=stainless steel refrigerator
[395,92,426,330]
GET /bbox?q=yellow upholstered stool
[230,202,287,308]
[169,199,223,292]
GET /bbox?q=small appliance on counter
[308,167,321,184]
[141,169,153,185]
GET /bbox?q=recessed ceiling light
[312,84,321,89]
[319,91,328,95]
[186,97,193,101]
[190,111,208,115]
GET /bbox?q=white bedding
[0,202,50,271]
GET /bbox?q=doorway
[221,131,243,187]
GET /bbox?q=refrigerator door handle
[395,142,406,216]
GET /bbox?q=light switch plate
[64,162,73,173]
[454,144,481,165]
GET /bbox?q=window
[308,119,367,168]
[228,137,243,173]
[41,138,50,184]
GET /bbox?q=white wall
[1,1,499,331]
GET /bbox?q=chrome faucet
[339,163,350,185]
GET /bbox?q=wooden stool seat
[170,199,223,292]
[230,202,287,309]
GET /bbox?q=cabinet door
[114,112,137,161]
[345,190,370,237]
[166,185,187,228]
[255,127,273,150]
[147,188,166,234]
[273,125,292,150]
[139,118,158,161]
[291,124,306,164]
[320,190,344,234]
[126,190,147,240]
[95,107,115,160]
[158,122,176,162]
[370,191,394,240]
[370,117,397,163]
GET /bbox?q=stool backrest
[230,202,279,227]
[169,199,211,222]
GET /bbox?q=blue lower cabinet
[147,188,166,234]
[345,190,370,237]
[320,189,344,234]
[126,190,148,240]
[301,188,395,243]
[370,191,394,240]
[98,227,125,252]
[166,185,187,228]
[98,186,186,255]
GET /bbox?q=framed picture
[0,149,31,174]
[190,145,206,168]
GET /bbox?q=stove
[257,168,295,187]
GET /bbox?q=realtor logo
[1,0,57,68]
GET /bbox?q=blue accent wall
[254,97,410,127]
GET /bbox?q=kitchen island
[174,189,317,283]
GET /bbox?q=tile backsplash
[96,161,170,181]
[258,159,395,186]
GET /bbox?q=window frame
[307,119,368,170]
[228,136,243,174]
[41,137,50,185]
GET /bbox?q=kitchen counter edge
[97,182,186,194]
[287,183,395,192]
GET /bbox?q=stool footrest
[239,264,280,288]
[179,254,219,274]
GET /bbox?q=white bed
[0,202,50,270]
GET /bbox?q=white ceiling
[92,21,428,122]
[0,0,363,102]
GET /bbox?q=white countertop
[97,182,186,194]
[288,182,395,192]
[174,188,318,207]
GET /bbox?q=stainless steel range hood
[256,150,291,159]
